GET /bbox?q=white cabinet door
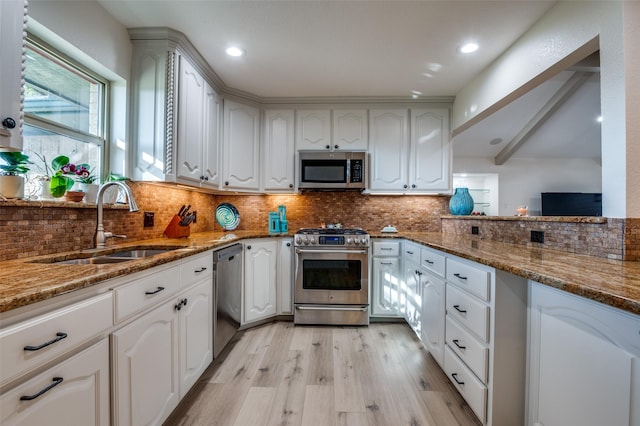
[177,56,205,184]
[295,109,331,150]
[223,100,261,191]
[263,109,295,192]
[528,282,640,426]
[244,240,277,323]
[178,280,213,397]
[409,108,451,192]
[404,261,422,336]
[112,299,180,426]
[1,338,110,426]
[421,272,446,367]
[332,109,368,151]
[202,83,221,187]
[371,256,401,317]
[368,109,409,191]
[277,238,294,315]
[0,0,26,150]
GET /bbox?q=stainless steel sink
[30,246,187,265]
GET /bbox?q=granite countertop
[1,230,639,316]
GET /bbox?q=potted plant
[29,152,55,199]
[49,155,76,198]
[74,165,99,203]
[102,171,130,204]
[0,150,31,199]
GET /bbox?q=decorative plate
[215,203,240,230]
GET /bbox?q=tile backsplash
[1,182,637,261]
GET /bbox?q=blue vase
[449,187,474,215]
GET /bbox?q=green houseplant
[0,151,31,199]
[49,155,94,198]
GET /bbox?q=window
[22,36,107,197]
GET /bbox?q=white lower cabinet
[244,239,277,323]
[420,271,446,368]
[0,338,110,425]
[371,240,402,317]
[527,282,640,426]
[277,238,294,315]
[112,297,181,426]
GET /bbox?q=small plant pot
[0,175,25,199]
[78,183,99,203]
[64,190,85,202]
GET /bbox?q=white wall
[27,0,132,177]
[453,157,602,216]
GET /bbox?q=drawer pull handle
[194,267,207,273]
[380,247,393,250]
[406,251,414,255]
[380,262,394,265]
[451,373,465,386]
[23,332,68,351]
[424,259,434,264]
[452,339,466,350]
[145,286,165,295]
[20,377,63,400]
[453,273,468,280]
[453,305,467,314]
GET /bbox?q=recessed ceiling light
[489,138,503,145]
[460,42,479,54]
[225,46,245,57]
[596,115,603,123]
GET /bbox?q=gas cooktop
[296,227,368,235]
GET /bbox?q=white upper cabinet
[176,56,220,189]
[262,109,295,192]
[368,109,409,191]
[0,0,27,149]
[223,99,261,191]
[368,107,451,193]
[332,109,368,151]
[296,109,331,150]
[410,108,451,192]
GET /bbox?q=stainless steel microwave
[298,151,367,190]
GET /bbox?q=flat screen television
[541,192,602,216]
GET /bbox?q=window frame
[23,34,110,180]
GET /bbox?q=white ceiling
[96,0,557,99]
[95,0,601,161]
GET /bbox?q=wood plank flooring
[164,322,482,426]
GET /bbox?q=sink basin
[30,246,187,265]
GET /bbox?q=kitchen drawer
[446,315,489,383]
[0,292,113,387]
[373,241,400,257]
[113,265,180,322]
[446,284,490,342]
[420,246,445,277]
[403,242,421,264]
[0,338,110,425]
[444,346,487,424]
[180,251,213,289]
[446,257,491,301]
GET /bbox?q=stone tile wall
[441,216,627,260]
[624,218,640,261]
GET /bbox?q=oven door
[294,247,369,305]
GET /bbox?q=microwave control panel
[350,159,364,183]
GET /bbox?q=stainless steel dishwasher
[212,243,243,358]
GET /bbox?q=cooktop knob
[347,238,353,244]
[295,236,302,245]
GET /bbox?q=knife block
[163,215,190,238]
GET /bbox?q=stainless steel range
[294,227,370,325]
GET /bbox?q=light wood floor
[164,321,482,426]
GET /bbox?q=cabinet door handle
[23,332,68,351]
[145,286,165,295]
[406,251,414,255]
[325,145,331,149]
[453,304,467,314]
[20,377,63,400]
[424,259,434,264]
[403,184,408,189]
[451,373,465,386]
[247,245,252,250]
[452,339,466,350]
[286,242,291,247]
[194,267,207,273]
[453,273,467,280]
[411,184,416,189]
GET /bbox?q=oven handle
[296,305,368,312]
[295,249,368,255]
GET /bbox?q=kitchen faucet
[95,181,140,248]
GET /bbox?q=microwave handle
[346,158,351,183]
